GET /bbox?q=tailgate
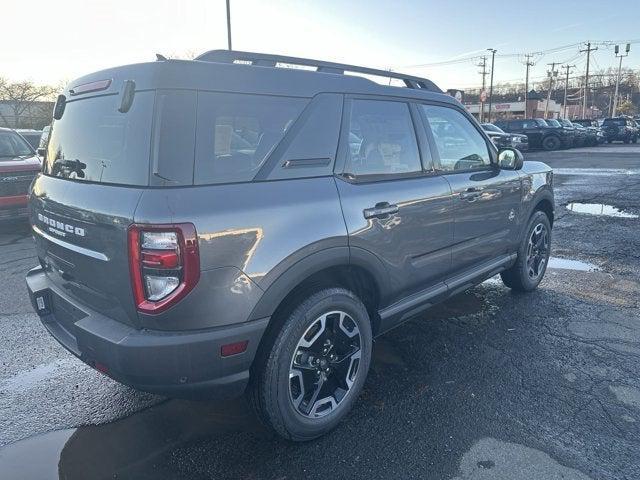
[30,175,143,327]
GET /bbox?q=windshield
[18,132,42,149]
[481,123,504,133]
[603,118,626,126]
[0,130,34,159]
[535,119,549,127]
[45,92,154,185]
[558,119,572,127]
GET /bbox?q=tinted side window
[420,105,491,172]
[509,120,524,130]
[345,100,421,177]
[194,93,307,184]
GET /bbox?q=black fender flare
[248,246,390,321]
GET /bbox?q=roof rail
[195,50,442,92]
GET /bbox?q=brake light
[128,223,200,314]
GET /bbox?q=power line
[398,38,640,70]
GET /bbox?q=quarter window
[345,100,421,177]
[420,105,491,172]
[194,93,307,184]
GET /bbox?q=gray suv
[26,51,554,441]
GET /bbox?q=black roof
[63,50,454,106]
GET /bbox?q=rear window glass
[194,93,307,184]
[44,92,154,185]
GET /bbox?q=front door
[336,98,454,307]
[419,104,522,276]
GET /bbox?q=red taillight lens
[128,223,200,314]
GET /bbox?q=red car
[0,127,41,221]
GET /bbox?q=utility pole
[477,56,488,122]
[579,42,598,118]
[523,54,535,118]
[561,64,575,118]
[612,43,631,117]
[544,62,559,119]
[226,0,232,50]
[487,48,497,123]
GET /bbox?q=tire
[501,211,551,292]
[249,287,372,441]
[542,135,560,151]
[623,137,630,144]
[607,140,612,144]
[632,136,638,144]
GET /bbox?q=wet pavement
[0,143,639,479]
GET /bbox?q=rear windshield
[0,130,34,159]
[44,92,154,185]
[545,119,560,127]
[535,119,549,127]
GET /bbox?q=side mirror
[37,147,46,158]
[498,147,524,170]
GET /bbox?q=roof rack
[195,50,441,92]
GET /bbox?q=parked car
[481,123,528,150]
[543,119,578,148]
[601,117,639,143]
[16,129,43,150]
[0,128,42,221]
[572,123,598,146]
[26,51,554,441]
[494,118,569,150]
[572,119,605,144]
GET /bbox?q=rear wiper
[53,158,87,178]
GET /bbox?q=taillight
[128,223,200,314]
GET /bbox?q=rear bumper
[26,266,269,399]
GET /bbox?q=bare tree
[0,78,56,128]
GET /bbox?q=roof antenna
[155,53,168,61]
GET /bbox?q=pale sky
[3,0,638,91]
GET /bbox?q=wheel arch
[249,247,389,351]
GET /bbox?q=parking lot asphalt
[0,143,639,479]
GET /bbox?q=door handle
[459,188,482,201]
[363,202,399,219]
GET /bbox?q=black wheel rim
[526,223,549,280]
[289,311,361,418]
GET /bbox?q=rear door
[335,97,454,307]
[31,87,156,327]
[418,104,522,277]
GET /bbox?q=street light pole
[612,43,631,117]
[226,0,232,50]
[487,48,497,123]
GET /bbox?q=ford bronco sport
[26,50,554,441]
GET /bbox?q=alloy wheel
[289,311,362,418]
[526,223,549,279]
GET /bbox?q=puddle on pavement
[547,257,600,272]
[566,202,638,219]
[0,398,267,479]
